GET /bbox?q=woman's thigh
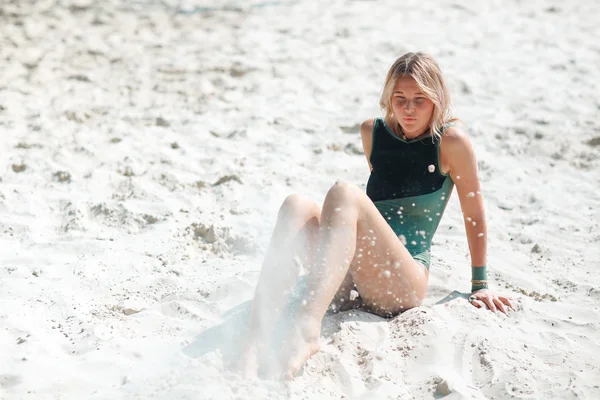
[347,189,429,316]
[287,194,357,307]
[283,193,321,258]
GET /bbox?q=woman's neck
[396,123,429,140]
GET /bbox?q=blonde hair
[380,52,459,141]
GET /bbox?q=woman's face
[391,75,435,138]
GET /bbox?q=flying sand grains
[398,234,407,245]
[349,290,359,301]
[477,233,485,237]
[467,192,475,198]
[383,270,391,278]
[428,164,435,173]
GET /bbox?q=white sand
[1,0,599,398]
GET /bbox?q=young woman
[241,52,514,379]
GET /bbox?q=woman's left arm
[441,127,514,314]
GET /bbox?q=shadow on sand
[181,300,252,365]
[182,282,470,368]
[435,290,470,305]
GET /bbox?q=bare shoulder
[360,118,375,138]
[359,119,376,170]
[442,126,469,145]
[440,126,475,155]
[439,126,477,174]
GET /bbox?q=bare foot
[282,317,322,380]
[237,340,261,379]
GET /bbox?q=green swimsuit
[365,118,454,269]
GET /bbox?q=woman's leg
[328,269,362,313]
[283,180,429,378]
[242,194,320,376]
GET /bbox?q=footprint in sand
[0,374,22,389]
[586,137,600,147]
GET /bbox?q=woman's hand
[469,289,514,315]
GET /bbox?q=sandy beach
[1,0,599,398]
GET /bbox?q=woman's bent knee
[326,180,362,203]
[279,194,319,220]
[322,181,364,217]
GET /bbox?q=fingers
[471,299,482,308]
[469,293,517,315]
[482,297,497,312]
[468,295,481,308]
[493,297,508,315]
[500,296,516,310]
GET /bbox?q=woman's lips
[403,118,416,123]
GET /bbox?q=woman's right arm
[360,119,375,172]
